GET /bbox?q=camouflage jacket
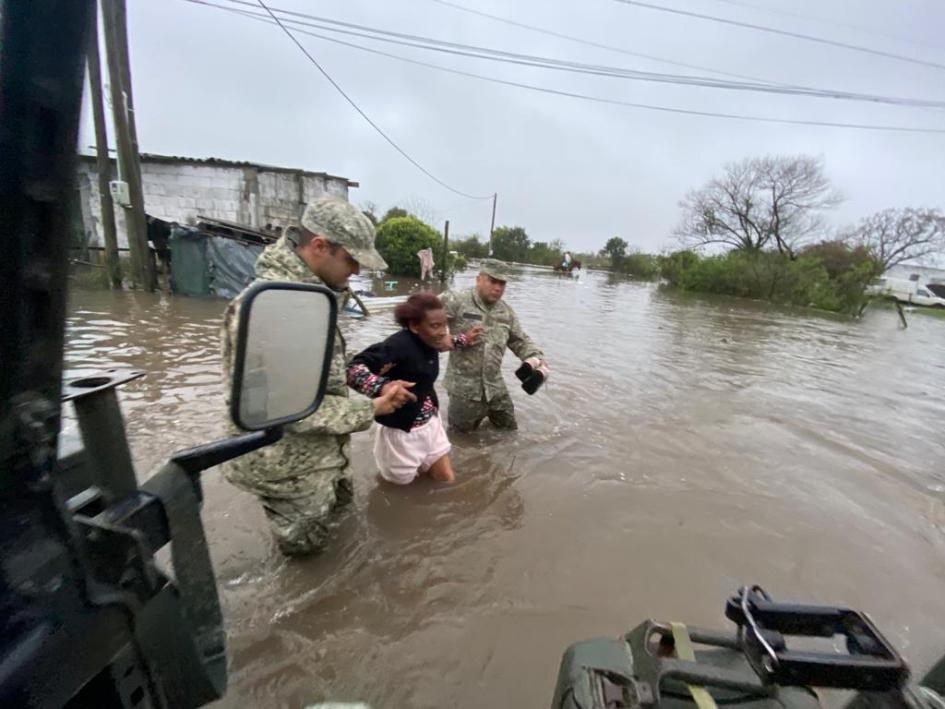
[220,235,374,498]
[441,287,543,402]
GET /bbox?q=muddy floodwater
[64,266,945,709]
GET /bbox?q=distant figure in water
[347,293,483,484]
[417,247,435,281]
[561,250,572,271]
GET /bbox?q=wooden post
[440,219,450,285]
[86,4,122,289]
[101,0,155,291]
[348,289,370,317]
[895,299,908,328]
[488,192,497,257]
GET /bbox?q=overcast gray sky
[81,0,945,254]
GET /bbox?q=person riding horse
[553,253,581,274]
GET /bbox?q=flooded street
[64,267,945,709]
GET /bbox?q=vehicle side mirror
[230,281,337,431]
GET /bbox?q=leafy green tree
[492,225,530,262]
[619,252,659,278]
[602,237,628,269]
[801,240,878,280]
[375,216,441,277]
[380,206,410,224]
[453,234,489,259]
[528,240,564,267]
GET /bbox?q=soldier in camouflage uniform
[221,197,415,556]
[441,259,547,431]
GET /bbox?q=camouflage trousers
[257,472,354,557]
[447,391,517,432]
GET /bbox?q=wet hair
[394,292,444,328]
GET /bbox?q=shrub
[375,216,442,277]
[453,234,489,259]
[449,252,468,272]
[618,252,660,279]
[660,248,877,314]
[801,240,878,280]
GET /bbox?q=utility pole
[86,3,122,289]
[440,220,450,286]
[101,0,155,291]
[489,192,497,257]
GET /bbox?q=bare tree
[401,195,438,227]
[675,155,842,258]
[360,200,379,225]
[847,207,945,271]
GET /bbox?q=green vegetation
[868,298,945,320]
[658,244,881,314]
[380,206,410,223]
[375,216,442,278]
[366,171,939,316]
[450,252,468,272]
[652,152,937,315]
[600,237,659,278]
[571,251,609,270]
[491,226,531,262]
[527,240,566,267]
[452,234,489,259]
[453,227,567,268]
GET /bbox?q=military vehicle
[2,3,942,708]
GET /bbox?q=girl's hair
[394,292,444,327]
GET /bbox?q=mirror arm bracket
[169,428,283,478]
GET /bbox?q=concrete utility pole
[489,192,497,257]
[101,0,155,291]
[86,3,122,289]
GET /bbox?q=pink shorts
[374,413,452,485]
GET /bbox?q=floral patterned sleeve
[346,363,388,398]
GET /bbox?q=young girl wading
[346,293,482,484]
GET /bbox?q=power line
[253,0,491,200]
[194,3,945,135]
[189,0,945,109]
[612,0,945,72]
[706,0,945,53]
[429,0,787,87]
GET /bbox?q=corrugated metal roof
[77,151,359,187]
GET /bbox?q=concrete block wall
[77,158,352,248]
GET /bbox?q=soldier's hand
[465,325,484,346]
[374,381,417,415]
[381,380,417,403]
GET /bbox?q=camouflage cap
[300,197,388,271]
[479,258,510,281]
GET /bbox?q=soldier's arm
[440,290,480,349]
[222,293,375,436]
[441,289,460,326]
[220,300,237,383]
[506,310,543,361]
[286,393,374,436]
